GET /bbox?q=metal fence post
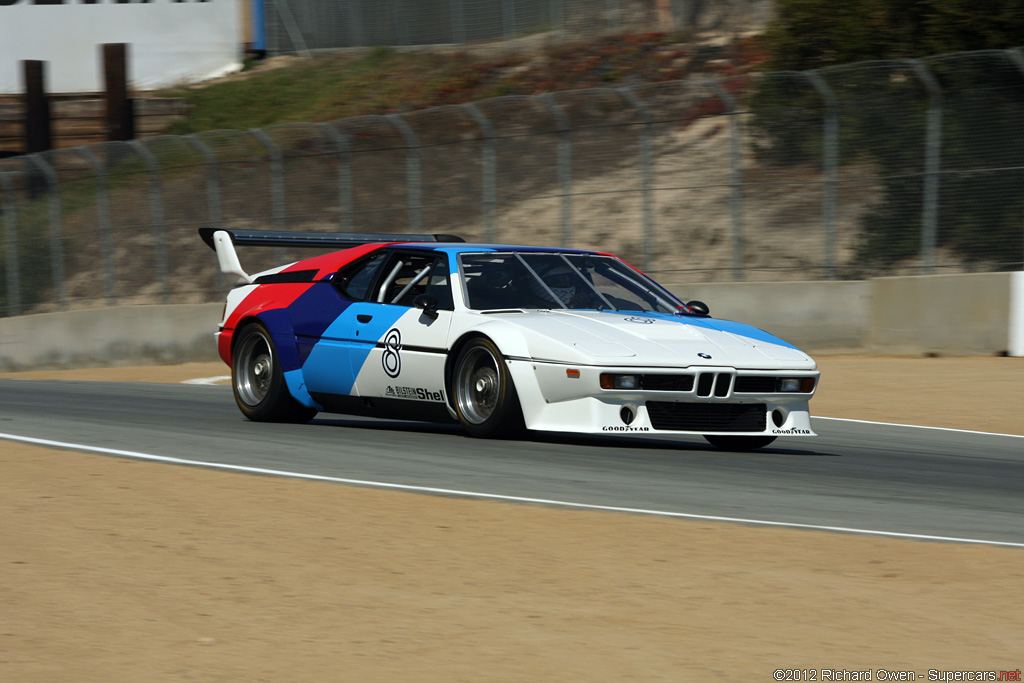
[618,86,655,271]
[394,0,410,46]
[25,154,64,309]
[708,78,745,281]
[250,127,288,228]
[318,123,354,231]
[539,94,573,247]
[74,147,117,303]
[606,0,619,33]
[273,0,313,58]
[551,0,565,37]
[450,0,465,43]
[907,59,942,275]
[804,70,839,280]
[185,134,223,231]
[461,103,498,243]
[502,0,517,41]
[317,123,354,231]
[1005,48,1024,270]
[386,114,423,233]
[346,0,363,47]
[185,134,225,292]
[1,172,20,316]
[129,141,170,303]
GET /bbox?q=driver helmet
[532,263,577,305]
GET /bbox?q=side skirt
[309,393,456,424]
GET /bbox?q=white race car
[202,228,819,450]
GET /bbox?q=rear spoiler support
[198,228,465,285]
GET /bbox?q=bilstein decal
[386,386,445,402]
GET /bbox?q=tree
[750,0,1024,271]
[764,0,1024,69]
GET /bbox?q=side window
[333,252,387,301]
[375,253,452,309]
[423,257,454,310]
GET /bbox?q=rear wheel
[452,337,524,438]
[703,435,777,451]
[233,322,317,423]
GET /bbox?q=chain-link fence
[2,47,1024,317]
[263,0,772,55]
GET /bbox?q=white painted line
[813,416,1024,439]
[181,376,231,385]
[2,431,1022,549]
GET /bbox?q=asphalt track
[2,379,1022,546]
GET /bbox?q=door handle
[357,314,373,323]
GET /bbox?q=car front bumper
[508,359,818,437]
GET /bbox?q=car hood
[497,310,815,369]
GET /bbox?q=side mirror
[686,300,710,316]
[413,294,439,320]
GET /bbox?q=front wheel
[703,435,777,451]
[452,337,524,438]
[232,322,317,424]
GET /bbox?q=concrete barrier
[866,272,1014,356]
[0,303,222,372]
[1,273,1021,371]
[662,280,871,351]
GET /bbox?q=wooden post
[103,43,135,142]
[23,60,52,154]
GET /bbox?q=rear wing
[198,228,464,284]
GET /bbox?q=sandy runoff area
[1,355,1022,681]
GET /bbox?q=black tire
[451,337,524,438]
[232,321,317,424]
[703,435,777,451]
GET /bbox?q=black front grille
[640,374,694,391]
[646,402,767,432]
[734,376,779,393]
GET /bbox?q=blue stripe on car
[284,369,321,410]
[614,310,800,350]
[299,305,408,396]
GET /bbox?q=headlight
[779,378,802,392]
[600,374,638,389]
[778,377,816,393]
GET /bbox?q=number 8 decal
[382,328,402,378]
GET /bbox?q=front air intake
[646,402,767,432]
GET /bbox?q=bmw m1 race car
[200,228,819,451]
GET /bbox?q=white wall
[0,0,241,93]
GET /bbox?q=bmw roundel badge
[698,352,712,359]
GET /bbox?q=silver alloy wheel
[455,345,501,425]
[236,328,274,407]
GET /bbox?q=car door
[348,251,454,418]
[298,249,391,401]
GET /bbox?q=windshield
[459,252,683,313]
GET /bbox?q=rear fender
[234,311,320,411]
